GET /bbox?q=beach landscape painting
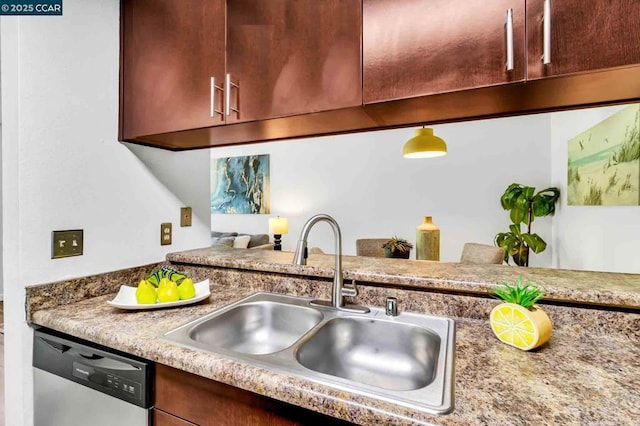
[211,154,270,214]
[567,104,640,206]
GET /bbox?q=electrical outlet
[52,230,84,259]
[180,207,192,227]
[161,223,172,245]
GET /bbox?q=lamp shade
[268,216,288,235]
[402,128,447,158]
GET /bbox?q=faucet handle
[341,279,358,298]
[386,297,398,317]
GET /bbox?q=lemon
[490,303,552,351]
[178,278,196,300]
[135,280,157,304]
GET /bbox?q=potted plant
[489,277,552,351]
[382,236,413,259]
[495,183,560,266]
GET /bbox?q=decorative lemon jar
[416,216,440,261]
[490,277,552,351]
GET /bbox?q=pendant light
[402,127,447,158]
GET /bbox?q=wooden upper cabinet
[120,0,226,140]
[527,0,640,80]
[363,0,526,104]
[225,0,362,124]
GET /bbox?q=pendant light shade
[402,128,447,158]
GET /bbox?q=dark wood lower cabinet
[154,409,198,426]
[155,364,353,426]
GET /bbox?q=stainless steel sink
[296,317,441,391]
[162,292,455,415]
[165,293,323,355]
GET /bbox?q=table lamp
[268,216,288,251]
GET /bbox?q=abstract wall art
[567,104,640,206]
[211,154,270,214]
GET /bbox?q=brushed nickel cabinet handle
[225,73,240,117]
[543,0,551,64]
[210,77,224,119]
[505,8,514,71]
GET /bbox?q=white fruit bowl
[107,279,210,310]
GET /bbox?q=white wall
[550,105,640,273]
[211,114,553,265]
[1,2,210,424]
[0,18,3,300]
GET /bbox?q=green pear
[135,280,157,304]
[178,278,196,300]
[157,280,179,303]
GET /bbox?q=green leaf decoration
[146,266,188,287]
[493,276,544,309]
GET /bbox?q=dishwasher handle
[68,347,141,371]
[39,336,72,353]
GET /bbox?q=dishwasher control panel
[72,361,142,402]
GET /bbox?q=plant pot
[489,302,552,351]
[384,248,411,259]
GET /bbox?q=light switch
[52,230,84,259]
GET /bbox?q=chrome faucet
[386,297,398,317]
[293,214,369,313]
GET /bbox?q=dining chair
[460,243,505,264]
[356,238,389,258]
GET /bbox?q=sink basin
[189,301,323,355]
[296,317,440,391]
[162,292,455,415]
[166,295,323,355]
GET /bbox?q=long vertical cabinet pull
[210,77,224,119]
[505,8,514,71]
[225,73,240,117]
[543,0,551,64]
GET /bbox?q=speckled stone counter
[27,249,640,425]
[167,247,640,308]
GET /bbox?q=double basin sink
[162,292,455,415]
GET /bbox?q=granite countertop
[167,247,640,308]
[30,280,640,425]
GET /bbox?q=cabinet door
[155,364,352,426]
[363,0,525,104]
[225,0,362,124]
[527,0,640,79]
[120,0,225,139]
[154,409,197,426]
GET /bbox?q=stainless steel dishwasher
[33,328,153,426]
